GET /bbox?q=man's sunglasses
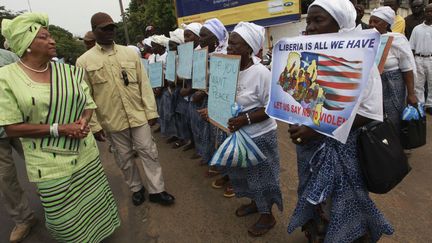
[100,24,116,32]
[121,70,129,86]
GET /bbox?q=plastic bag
[209,104,266,168]
[402,103,425,121]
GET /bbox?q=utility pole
[119,0,130,45]
[27,0,33,12]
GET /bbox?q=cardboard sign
[148,62,164,88]
[166,51,177,82]
[266,29,380,143]
[192,48,208,90]
[177,42,194,79]
[208,54,241,133]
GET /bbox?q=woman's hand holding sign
[288,124,321,145]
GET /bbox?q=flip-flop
[248,220,276,237]
[223,186,235,198]
[235,204,258,217]
[172,140,186,149]
[211,180,224,189]
[166,136,178,144]
[182,143,195,151]
[205,169,220,177]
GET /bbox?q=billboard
[175,0,301,28]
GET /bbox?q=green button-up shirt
[0,48,19,139]
[76,43,158,133]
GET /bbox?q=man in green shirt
[0,48,36,243]
[76,12,175,206]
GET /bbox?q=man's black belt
[415,53,432,57]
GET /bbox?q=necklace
[19,59,49,73]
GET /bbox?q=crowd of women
[0,0,429,242]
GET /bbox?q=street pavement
[1,120,431,242]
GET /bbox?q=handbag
[401,107,427,149]
[358,118,411,194]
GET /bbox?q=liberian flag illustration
[301,52,363,110]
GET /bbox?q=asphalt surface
[1,119,431,243]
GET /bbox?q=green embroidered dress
[0,62,120,242]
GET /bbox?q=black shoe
[149,191,175,206]
[132,187,146,206]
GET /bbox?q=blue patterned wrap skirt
[159,87,177,137]
[381,69,406,135]
[174,86,192,141]
[287,130,394,243]
[227,129,283,213]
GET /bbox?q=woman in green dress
[0,13,120,242]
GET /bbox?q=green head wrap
[1,12,49,57]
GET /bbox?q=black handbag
[358,118,411,194]
[400,108,427,149]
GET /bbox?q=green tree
[0,6,24,47]
[49,25,86,63]
[115,0,177,45]
[0,6,85,63]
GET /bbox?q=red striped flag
[311,52,363,110]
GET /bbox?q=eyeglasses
[121,70,129,86]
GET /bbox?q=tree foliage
[115,0,177,45]
[48,25,86,63]
[0,5,85,63]
[0,6,24,46]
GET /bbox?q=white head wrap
[233,22,265,55]
[169,28,185,44]
[151,35,169,47]
[181,22,202,37]
[203,18,228,54]
[203,18,228,43]
[371,6,395,26]
[309,0,356,32]
[142,37,152,47]
[127,45,141,56]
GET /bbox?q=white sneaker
[9,217,37,243]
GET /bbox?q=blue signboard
[208,54,241,132]
[176,0,301,28]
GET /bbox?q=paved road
[1,120,431,242]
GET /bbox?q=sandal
[211,178,226,189]
[166,136,178,144]
[172,140,187,149]
[198,159,207,166]
[182,142,195,151]
[223,185,235,198]
[205,169,220,177]
[235,203,258,217]
[248,219,276,237]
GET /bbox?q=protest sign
[192,48,208,90]
[177,42,194,79]
[141,58,149,74]
[266,29,380,143]
[208,54,241,133]
[166,51,177,82]
[148,62,164,88]
[375,35,394,74]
